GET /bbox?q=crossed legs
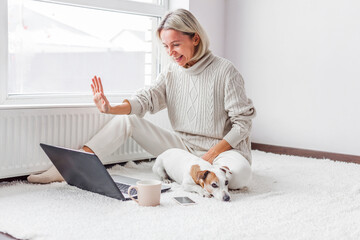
[27,115,252,188]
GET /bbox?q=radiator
[0,107,170,179]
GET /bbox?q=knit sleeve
[125,72,167,118]
[223,71,256,148]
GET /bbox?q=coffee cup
[128,180,162,207]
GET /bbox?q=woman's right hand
[91,76,111,113]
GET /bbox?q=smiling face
[160,29,200,67]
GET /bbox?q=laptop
[39,143,171,201]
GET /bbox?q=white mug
[128,180,162,207]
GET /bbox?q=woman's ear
[193,33,200,46]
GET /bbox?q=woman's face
[160,29,199,67]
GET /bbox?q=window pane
[8,0,158,95]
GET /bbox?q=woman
[28,9,256,190]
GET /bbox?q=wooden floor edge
[251,142,360,164]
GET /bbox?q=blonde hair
[157,9,210,64]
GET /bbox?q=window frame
[0,0,168,107]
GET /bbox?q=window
[1,0,168,105]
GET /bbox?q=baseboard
[251,142,360,164]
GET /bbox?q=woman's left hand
[201,149,218,164]
[202,140,233,164]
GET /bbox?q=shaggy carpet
[0,150,360,240]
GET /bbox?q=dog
[152,148,232,201]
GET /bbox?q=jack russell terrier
[152,148,232,201]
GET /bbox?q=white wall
[169,0,189,11]
[169,0,225,57]
[225,0,360,155]
[189,0,226,57]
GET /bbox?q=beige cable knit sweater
[127,52,256,163]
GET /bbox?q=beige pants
[85,115,252,189]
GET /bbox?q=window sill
[0,93,132,110]
[0,103,99,110]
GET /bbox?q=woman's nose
[168,47,174,56]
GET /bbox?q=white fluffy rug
[1,150,360,240]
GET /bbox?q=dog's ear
[198,179,205,188]
[196,170,210,187]
[220,166,232,174]
[220,166,232,178]
[197,170,210,180]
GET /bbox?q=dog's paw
[201,191,212,198]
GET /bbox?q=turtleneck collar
[179,51,215,75]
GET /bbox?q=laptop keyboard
[115,182,137,195]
